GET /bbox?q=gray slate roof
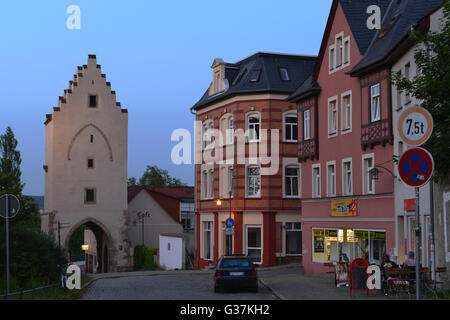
[350,0,442,74]
[339,0,392,55]
[191,52,317,111]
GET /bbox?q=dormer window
[279,68,290,81]
[249,70,261,82]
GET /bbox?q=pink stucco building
[288,0,396,276]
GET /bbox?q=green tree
[0,126,24,195]
[129,165,186,187]
[392,0,450,180]
[0,127,40,230]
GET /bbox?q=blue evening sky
[0,0,332,195]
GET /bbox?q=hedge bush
[0,225,67,290]
[133,245,157,271]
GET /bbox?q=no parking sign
[398,147,434,187]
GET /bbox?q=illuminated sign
[331,199,357,217]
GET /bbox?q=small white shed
[159,234,185,270]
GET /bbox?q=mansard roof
[191,52,317,112]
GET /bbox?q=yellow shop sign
[331,199,357,217]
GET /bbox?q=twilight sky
[0,0,332,195]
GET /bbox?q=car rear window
[221,259,251,268]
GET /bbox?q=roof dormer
[209,58,229,96]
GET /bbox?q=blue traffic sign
[398,147,434,187]
[225,218,235,228]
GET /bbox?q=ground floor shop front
[301,196,396,277]
[194,210,302,269]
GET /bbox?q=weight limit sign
[398,107,433,146]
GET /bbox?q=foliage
[128,165,186,187]
[0,126,24,195]
[0,226,67,288]
[133,245,158,271]
[392,0,450,180]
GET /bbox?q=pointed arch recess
[67,123,113,161]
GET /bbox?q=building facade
[288,0,396,276]
[42,55,131,272]
[192,53,317,268]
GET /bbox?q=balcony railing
[361,119,393,150]
[298,138,318,162]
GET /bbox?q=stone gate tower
[42,55,130,272]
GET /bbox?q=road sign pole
[415,187,421,300]
[6,194,10,299]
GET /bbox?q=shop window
[285,223,302,255]
[313,228,386,264]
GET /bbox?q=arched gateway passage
[65,218,113,273]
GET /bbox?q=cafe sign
[331,199,357,217]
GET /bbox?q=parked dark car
[212,255,258,292]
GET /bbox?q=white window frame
[202,170,208,200]
[283,112,298,142]
[336,35,343,68]
[312,163,321,198]
[362,153,375,195]
[247,113,260,143]
[203,221,213,261]
[284,165,300,198]
[342,158,353,196]
[303,109,311,140]
[228,116,234,145]
[344,37,350,65]
[203,120,214,150]
[246,165,261,198]
[328,96,338,137]
[329,45,335,72]
[326,161,336,197]
[341,90,352,134]
[329,32,350,74]
[246,225,262,265]
[209,169,214,199]
[370,84,381,122]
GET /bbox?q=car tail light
[215,270,222,279]
[250,269,257,278]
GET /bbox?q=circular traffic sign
[0,194,20,219]
[225,218,235,228]
[398,147,434,187]
[398,107,433,146]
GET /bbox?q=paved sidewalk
[258,265,400,300]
